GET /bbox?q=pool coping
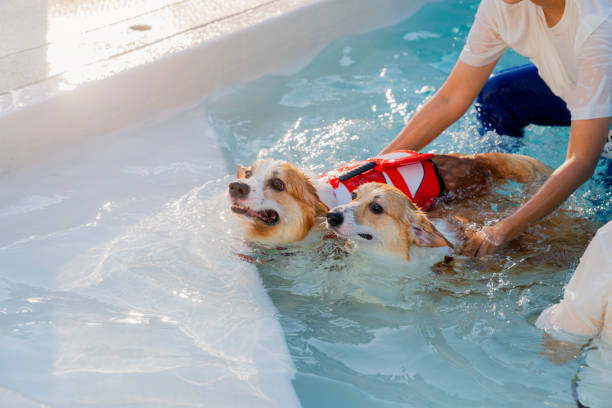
[0,0,429,176]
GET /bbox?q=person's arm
[462,116,612,257]
[539,334,586,365]
[380,59,498,154]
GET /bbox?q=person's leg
[475,64,571,137]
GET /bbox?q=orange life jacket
[320,150,444,210]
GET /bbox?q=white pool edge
[0,0,430,176]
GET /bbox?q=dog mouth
[329,227,374,241]
[231,204,280,225]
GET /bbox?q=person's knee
[475,76,525,137]
[476,73,505,107]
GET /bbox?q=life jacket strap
[337,161,377,182]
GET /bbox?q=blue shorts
[475,64,571,137]
[476,64,611,221]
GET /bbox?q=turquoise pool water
[208,1,611,407]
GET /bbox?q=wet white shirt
[536,220,612,346]
[459,0,612,120]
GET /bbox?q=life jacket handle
[337,161,377,182]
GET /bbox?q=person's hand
[539,334,584,365]
[460,221,509,257]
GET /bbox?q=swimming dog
[228,151,550,246]
[325,182,455,261]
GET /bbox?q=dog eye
[369,202,383,214]
[269,177,285,192]
[245,170,252,178]
[351,191,357,200]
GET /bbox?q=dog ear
[411,215,453,248]
[236,164,247,178]
[305,176,329,216]
[395,197,450,248]
[412,226,450,247]
[283,164,328,215]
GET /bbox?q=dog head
[325,183,452,260]
[229,159,328,245]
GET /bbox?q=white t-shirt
[459,0,612,120]
[536,220,612,346]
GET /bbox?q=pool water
[1,1,610,407]
[0,111,299,407]
[207,0,611,407]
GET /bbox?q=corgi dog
[228,151,550,246]
[325,183,455,261]
[228,159,330,245]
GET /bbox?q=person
[381,0,612,257]
[536,220,612,408]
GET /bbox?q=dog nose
[326,212,344,227]
[229,182,250,198]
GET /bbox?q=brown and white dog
[228,152,550,247]
[325,182,455,261]
[228,159,330,245]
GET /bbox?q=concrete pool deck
[1,0,426,175]
[2,0,317,173]
[1,0,320,109]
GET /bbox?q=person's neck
[531,0,566,27]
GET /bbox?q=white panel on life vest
[397,162,424,197]
[335,183,352,205]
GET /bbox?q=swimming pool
[1,0,610,406]
[207,0,611,406]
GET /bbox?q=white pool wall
[1,0,429,175]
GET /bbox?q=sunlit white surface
[1,0,321,107]
[1,0,428,179]
[2,0,293,94]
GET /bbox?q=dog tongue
[248,208,278,223]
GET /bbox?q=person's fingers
[472,239,483,257]
[471,225,506,257]
[461,233,483,257]
[475,240,491,257]
[472,242,482,258]
[466,232,497,257]
[475,233,502,257]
